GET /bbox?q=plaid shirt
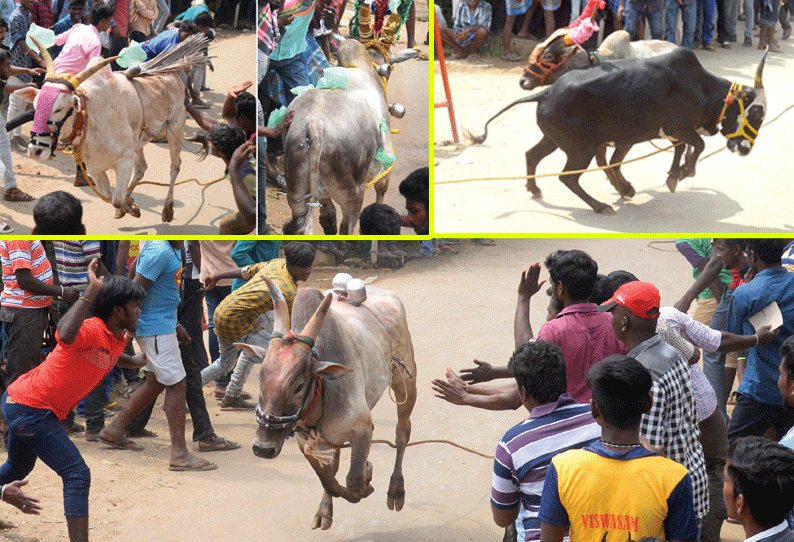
[31,0,54,28]
[630,334,709,520]
[213,259,297,341]
[659,306,722,352]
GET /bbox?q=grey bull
[238,277,417,530]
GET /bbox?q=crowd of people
[432,238,794,542]
[436,0,789,61]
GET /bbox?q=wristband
[78,297,94,305]
[60,285,64,299]
[754,334,759,348]
[1,484,6,501]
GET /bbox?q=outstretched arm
[228,139,256,227]
[432,369,521,410]
[222,80,252,124]
[515,262,545,348]
[57,259,103,344]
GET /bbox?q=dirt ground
[0,239,747,542]
[433,37,794,233]
[0,29,259,236]
[265,1,431,235]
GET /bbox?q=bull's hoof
[666,175,678,193]
[618,183,636,199]
[526,185,543,198]
[311,513,333,530]
[311,496,333,530]
[114,207,126,219]
[161,206,174,223]
[594,204,616,215]
[387,472,405,511]
[128,203,141,218]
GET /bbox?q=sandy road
[0,239,746,542]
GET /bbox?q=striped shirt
[492,394,600,541]
[0,241,54,309]
[53,241,101,292]
[213,259,297,341]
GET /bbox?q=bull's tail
[466,90,548,145]
[187,131,211,160]
[283,119,324,235]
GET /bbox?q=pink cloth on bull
[53,24,102,74]
[31,84,69,133]
[567,18,599,44]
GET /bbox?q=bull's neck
[299,376,324,429]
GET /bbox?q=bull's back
[130,74,186,138]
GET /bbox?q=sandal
[0,221,12,234]
[198,435,240,452]
[125,428,158,438]
[3,188,34,202]
[99,436,143,452]
[502,53,522,62]
[169,458,217,472]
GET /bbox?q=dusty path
[1,30,254,235]
[0,239,745,542]
[433,41,794,233]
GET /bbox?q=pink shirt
[536,303,627,402]
[53,24,102,74]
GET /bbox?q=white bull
[18,37,204,221]
[237,277,417,530]
[282,39,418,234]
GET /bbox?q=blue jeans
[702,287,733,422]
[267,54,309,106]
[666,0,698,47]
[744,0,755,37]
[204,285,232,386]
[257,98,268,231]
[625,2,665,38]
[697,0,717,44]
[0,392,91,517]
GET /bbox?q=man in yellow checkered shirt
[200,241,316,409]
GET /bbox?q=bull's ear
[71,94,80,110]
[314,361,353,380]
[14,87,39,103]
[234,342,269,361]
[390,48,420,64]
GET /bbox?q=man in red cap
[599,281,709,523]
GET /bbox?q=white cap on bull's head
[246,276,350,461]
[24,35,118,160]
[724,48,768,156]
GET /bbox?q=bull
[282,39,418,234]
[238,277,417,530]
[18,36,208,222]
[471,48,768,214]
[515,29,677,199]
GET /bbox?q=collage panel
[258,0,430,236]
[0,3,258,235]
[432,0,791,234]
[2,237,793,542]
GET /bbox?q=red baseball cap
[598,281,660,319]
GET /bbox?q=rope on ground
[135,176,225,188]
[647,240,679,252]
[334,439,495,458]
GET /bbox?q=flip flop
[502,53,522,62]
[0,222,12,234]
[198,435,240,452]
[473,238,496,246]
[125,428,158,438]
[169,458,218,471]
[99,436,143,452]
[3,188,34,202]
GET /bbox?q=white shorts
[136,333,186,386]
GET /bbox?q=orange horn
[28,35,55,75]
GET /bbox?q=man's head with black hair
[235,91,256,135]
[33,191,85,234]
[745,238,789,267]
[195,11,214,28]
[724,436,794,529]
[0,48,10,79]
[544,250,598,304]
[587,355,652,430]
[590,274,612,306]
[508,341,567,406]
[93,276,147,332]
[68,0,86,21]
[359,203,401,235]
[209,123,246,162]
[90,2,114,28]
[779,335,794,410]
[713,238,746,271]
[284,241,316,283]
[178,19,199,40]
[399,167,429,234]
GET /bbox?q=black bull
[471,48,768,214]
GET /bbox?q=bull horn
[299,292,333,342]
[73,56,119,87]
[263,276,290,334]
[29,35,55,75]
[754,47,768,88]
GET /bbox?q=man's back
[135,240,182,337]
[537,303,626,402]
[0,240,53,309]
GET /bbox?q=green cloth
[675,238,731,299]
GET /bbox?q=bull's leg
[311,450,340,530]
[113,158,142,219]
[387,356,417,512]
[345,421,376,500]
[163,126,182,223]
[296,438,363,504]
[608,146,635,199]
[119,149,147,219]
[374,176,389,204]
[559,153,615,214]
[339,194,364,235]
[525,136,558,198]
[666,143,687,193]
[318,197,337,235]
[666,135,703,193]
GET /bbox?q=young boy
[538,354,699,542]
[398,166,429,235]
[0,259,147,542]
[724,436,794,542]
[207,123,256,235]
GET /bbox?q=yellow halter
[717,82,759,145]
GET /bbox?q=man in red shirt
[0,259,146,542]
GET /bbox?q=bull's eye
[294,383,304,394]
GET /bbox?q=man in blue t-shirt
[141,20,199,60]
[727,239,794,443]
[99,241,217,472]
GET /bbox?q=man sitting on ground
[435,0,492,60]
